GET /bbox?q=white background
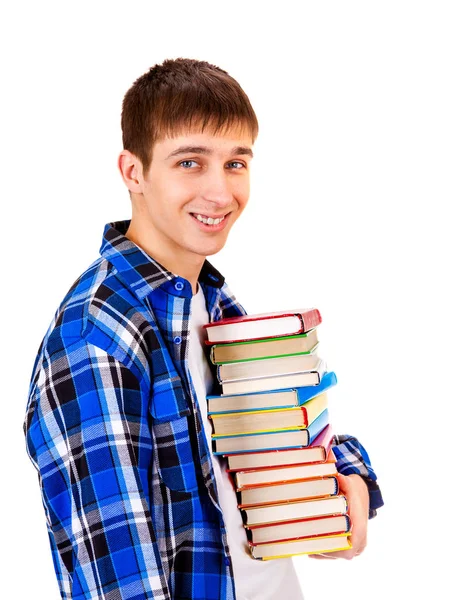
[2,2,449,598]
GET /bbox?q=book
[237,476,338,508]
[209,393,328,435]
[210,329,319,365]
[246,514,351,545]
[212,409,329,455]
[220,358,326,395]
[217,351,321,383]
[242,494,348,526]
[249,533,352,560]
[226,424,334,470]
[203,308,322,344]
[207,371,337,414]
[233,451,337,489]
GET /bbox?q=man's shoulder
[39,256,154,372]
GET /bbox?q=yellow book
[249,532,352,560]
[210,393,328,435]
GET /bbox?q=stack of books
[203,309,352,560]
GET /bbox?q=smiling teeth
[195,214,225,225]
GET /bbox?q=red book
[231,449,337,490]
[225,424,334,472]
[203,308,322,344]
[245,514,352,545]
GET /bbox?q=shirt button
[174,336,182,345]
[174,281,184,291]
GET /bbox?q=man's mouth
[190,212,228,226]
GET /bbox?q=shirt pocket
[151,414,199,493]
[149,378,199,493]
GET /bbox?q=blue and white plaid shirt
[24,219,383,600]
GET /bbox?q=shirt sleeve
[331,434,384,519]
[24,339,170,600]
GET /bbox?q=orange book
[245,513,351,545]
[236,476,339,508]
[232,449,337,490]
[242,494,348,527]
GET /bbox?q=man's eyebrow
[165,145,254,159]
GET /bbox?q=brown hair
[121,57,259,175]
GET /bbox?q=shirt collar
[99,219,225,300]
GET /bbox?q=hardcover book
[217,350,321,383]
[249,533,352,560]
[212,409,329,455]
[210,329,319,365]
[242,494,349,526]
[209,393,328,435]
[220,358,326,395]
[232,450,337,489]
[236,476,338,508]
[245,514,351,545]
[226,424,334,470]
[207,371,337,414]
[203,308,322,344]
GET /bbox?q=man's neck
[125,219,202,295]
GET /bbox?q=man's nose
[200,167,234,207]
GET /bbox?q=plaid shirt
[24,219,383,600]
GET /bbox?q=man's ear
[117,150,144,194]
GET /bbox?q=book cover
[212,409,329,455]
[210,330,319,365]
[242,494,349,526]
[226,424,334,470]
[232,449,337,489]
[209,393,328,435]
[236,476,339,508]
[220,359,326,395]
[203,308,322,344]
[245,514,351,545]
[217,350,321,383]
[249,533,352,560]
[207,371,337,414]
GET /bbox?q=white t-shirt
[187,285,304,600]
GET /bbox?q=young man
[24,58,383,600]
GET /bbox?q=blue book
[212,408,329,455]
[207,371,337,415]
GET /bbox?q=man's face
[135,125,253,264]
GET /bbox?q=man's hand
[308,473,369,560]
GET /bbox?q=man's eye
[179,160,199,168]
[228,162,245,169]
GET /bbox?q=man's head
[118,58,259,280]
[120,57,258,177]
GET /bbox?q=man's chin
[191,239,227,259]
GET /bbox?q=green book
[210,329,319,365]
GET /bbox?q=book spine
[301,309,322,333]
[306,409,329,445]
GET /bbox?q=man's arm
[332,433,384,519]
[309,434,384,560]
[24,340,170,599]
